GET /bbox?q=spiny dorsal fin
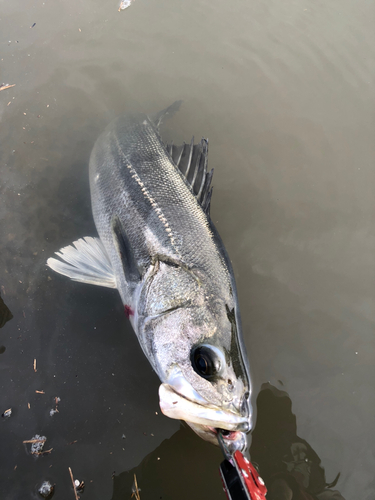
[166,137,214,216]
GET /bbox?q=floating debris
[35,390,45,394]
[2,408,12,418]
[23,435,51,455]
[34,358,37,372]
[74,479,85,493]
[38,480,54,498]
[50,396,61,417]
[31,436,46,454]
[118,0,132,11]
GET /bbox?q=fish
[47,102,252,452]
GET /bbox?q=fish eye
[191,345,223,380]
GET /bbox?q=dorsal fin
[166,137,214,216]
[152,100,183,129]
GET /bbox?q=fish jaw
[159,383,250,449]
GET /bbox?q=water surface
[1,0,374,498]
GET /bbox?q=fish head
[142,296,252,450]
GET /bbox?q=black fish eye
[191,345,221,380]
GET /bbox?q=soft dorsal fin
[152,100,183,129]
[152,101,214,215]
[166,137,214,216]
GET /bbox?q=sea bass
[47,102,252,452]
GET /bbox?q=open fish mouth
[188,423,248,452]
[159,383,250,432]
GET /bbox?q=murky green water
[1,0,374,498]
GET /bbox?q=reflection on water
[0,292,12,356]
[250,384,345,500]
[112,384,346,500]
[111,424,225,500]
[0,292,13,329]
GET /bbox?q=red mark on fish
[124,305,134,319]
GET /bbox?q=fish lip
[165,369,209,406]
[159,383,250,433]
[164,367,250,420]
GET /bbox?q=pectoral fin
[111,216,142,284]
[47,237,116,288]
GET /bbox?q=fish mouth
[209,427,241,441]
[187,422,248,452]
[159,383,250,433]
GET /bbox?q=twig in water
[131,474,141,500]
[68,467,79,500]
[32,447,53,456]
[0,84,15,92]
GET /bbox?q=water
[1,0,374,498]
